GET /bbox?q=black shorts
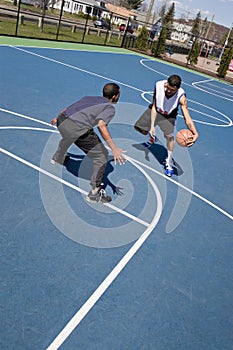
[134,108,176,136]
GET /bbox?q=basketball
[176,129,193,147]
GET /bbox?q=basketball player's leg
[158,116,176,176]
[134,108,151,135]
[75,131,111,203]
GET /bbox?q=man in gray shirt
[50,83,125,203]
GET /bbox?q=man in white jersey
[134,75,198,177]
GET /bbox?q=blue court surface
[0,40,233,350]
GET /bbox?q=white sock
[91,187,99,194]
[166,150,173,168]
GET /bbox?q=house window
[86,6,92,14]
[64,1,70,9]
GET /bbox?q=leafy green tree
[186,39,200,65]
[217,47,233,78]
[135,26,149,51]
[151,25,167,57]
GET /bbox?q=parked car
[93,19,111,30]
[119,23,134,34]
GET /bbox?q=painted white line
[0,107,55,128]
[141,93,232,127]
[46,157,162,350]
[192,80,233,102]
[1,42,130,55]
[140,59,233,103]
[0,126,57,132]
[1,122,232,221]
[194,83,233,98]
[6,50,232,128]
[0,144,162,350]
[0,147,149,227]
[127,155,233,221]
[10,46,144,93]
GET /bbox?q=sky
[153,0,233,29]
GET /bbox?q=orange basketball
[176,129,193,147]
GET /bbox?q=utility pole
[200,14,214,67]
[203,14,215,40]
[219,23,233,59]
[145,0,155,25]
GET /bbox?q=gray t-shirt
[63,96,115,128]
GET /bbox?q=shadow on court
[132,142,184,176]
[65,154,124,195]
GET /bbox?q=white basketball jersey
[155,80,185,116]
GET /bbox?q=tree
[158,3,167,18]
[163,2,175,40]
[125,0,143,10]
[135,26,149,51]
[186,39,200,65]
[186,12,202,65]
[191,11,201,38]
[217,47,233,78]
[200,17,208,37]
[154,0,167,20]
[151,25,167,57]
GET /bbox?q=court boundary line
[1,45,232,349]
[192,79,233,102]
[45,157,162,350]
[1,130,232,348]
[1,118,232,221]
[140,59,233,103]
[0,146,150,227]
[9,46,144,93]
[0,144,163,350]
[1,123,232,221]
[127,155,233,221]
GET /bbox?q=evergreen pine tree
[191,11,201,38]
[163,2,175,40]
[186,39,200,65]
[186,12,202,65]
[151,26,167,57]
[217,48,233,78]
[135,26,149,51]
[125,0,143,10]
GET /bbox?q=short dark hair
[103,83,120,99]
[167,75,181,88]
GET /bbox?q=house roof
[106,4,135,18]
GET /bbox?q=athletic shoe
[165,166,174,177]
[86,188,112,203]
[50,155,70,165]
[142,135,158,148]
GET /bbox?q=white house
[50,0,109,18]
[171,22,193,43]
